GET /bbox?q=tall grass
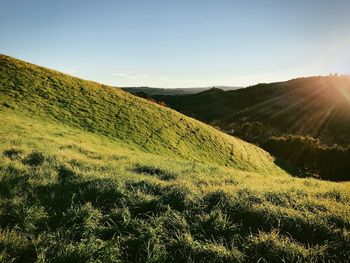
[0,112,349,262]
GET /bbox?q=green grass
[0,54,280,174]
[0,111,349,262]
[1,55,350,262]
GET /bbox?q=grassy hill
[153,77,350,180]
[0,54,278,173]
[154,76,350,146]
[1,55,350,262]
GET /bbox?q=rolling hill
[152,77,350,180]
[154,76,350,146]
[1,55,350,262]
[0,54,279,173]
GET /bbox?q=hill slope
[0,55,350,262]
[0,54,279,173]
[1,109,349,262]
[154,76,350,146]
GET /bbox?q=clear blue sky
[1,0,350,87]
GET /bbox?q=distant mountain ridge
[122,85,242,96]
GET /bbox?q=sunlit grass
[1,54,349,261]
[1,111,349,262]
[0,54,281,175]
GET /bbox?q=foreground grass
[1,112,349,262]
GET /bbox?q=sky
[1,0,350,88]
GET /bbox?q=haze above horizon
[1,0,350,88]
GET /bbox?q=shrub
[262,135,350,181]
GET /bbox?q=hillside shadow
[36,173,124,223]
[272,158,310,179]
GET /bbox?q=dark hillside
[155,76,350,146]
[153,76,350,180]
